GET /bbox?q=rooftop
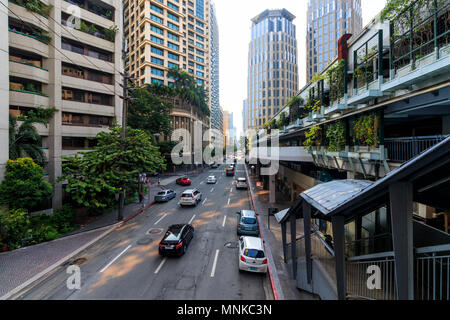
[251,9,296,24]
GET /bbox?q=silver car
[155,189,176,202]
[236,178,248,189]
[207,175,217,184]
[179,189,202,206]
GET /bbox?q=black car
[159,224,195,256]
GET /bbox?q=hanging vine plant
[326,121,346,152]
[286,96,304,123]
[326,59,345,103]
[304,126,322,148]
[353,113,380,147]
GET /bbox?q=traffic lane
[193,176,266,300]
[137,175,236,299]
[66,168,233,299]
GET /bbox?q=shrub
[0,208,31,250]
[0,158,53,211]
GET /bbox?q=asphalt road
[17,163,269,300]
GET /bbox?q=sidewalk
[0,186,163,299]
[245,166,318,300]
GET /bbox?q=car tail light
[240,255,246,262]
[159,244,163,249]
[263,259,268,264]
[176,242,183,249]
[238,224,241,228]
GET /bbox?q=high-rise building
[245,9,298,130]
[223,110,235,147]
[243,99,248,133]
[306,0,363,82]
[123,0,210,97]
[210,2,222,134]
[3,0,123,207]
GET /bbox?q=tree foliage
[0,158,53,211]
[128,84,174,136]
[58,126,166,210]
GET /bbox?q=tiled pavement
[246,167,318,300]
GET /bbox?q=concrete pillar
[47,2,63,209]
[290,182,295,202]
[269,174,276,204]
[303,201,313,284]
[332,215,347,300]
[0,0,9,181]
[389,181,414,300]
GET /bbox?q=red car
[176,177,192,186]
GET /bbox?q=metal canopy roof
[301,180,373,216]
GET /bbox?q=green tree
[0,158,53,211]
[128,85,173,136]
[9,107,56,166]
[58,126,166,210]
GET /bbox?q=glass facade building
[210,2,222,133]
[306,0,362,82]
[245,9,298,130]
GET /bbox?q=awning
[274,208,290,223]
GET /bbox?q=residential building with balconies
[2,0,123,207]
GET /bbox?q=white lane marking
[210,187,214,193]
[154,214,168,225]
[100,245,132,273]
[222,215,227,227]
[210,249,220,277]
[154,257,167,274]
[188,214,196,224]
[202,197,207,205]
[200,181,204,185]
[230,187,233,193]
[227,198,230,205]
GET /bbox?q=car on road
[238,236,267,273]
[236,210,259,236]
[210,163,219,169]
[236,178,248,190]
[226,167,235,176]
[159,224,195,256]
[176,177,192,186]
[207,175,217,184]
[154,189,176,202]
[179,189,202,206]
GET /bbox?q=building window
[151,67,164,76]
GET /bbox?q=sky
[213,0,387,137]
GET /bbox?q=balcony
[9,58,49,84]
[8,29,49,58]
[63,0,115,22]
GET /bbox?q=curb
[1,199,156,300]
[244,165,285,301]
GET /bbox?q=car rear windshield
[181,193,193,198]
[238,179,246,182]
[164,227,183,241]
[157,191,167,195]
[242,217,257,224]
[244,249,265,258]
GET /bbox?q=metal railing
[346,252,397,300]
[385,135,449,162]
[390,0,450,73]
[353,30,382,90]
[311,231,336,284]
[415,244,450,300]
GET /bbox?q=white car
[179,189,202,206]
[238,236,268,274]
[207,175,217,184]
[236,177,248,189]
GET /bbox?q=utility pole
[117,70,136,221]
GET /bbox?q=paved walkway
[0,186,164,299]
[246,166,318,300]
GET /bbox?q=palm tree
[9,115,46,166]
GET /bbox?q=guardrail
[385,135,449,162]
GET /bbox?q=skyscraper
[243,99,248,133]
[245,9,299,130]
[306,0,363,82]
[123,0,211,95]
[210,2,222,134]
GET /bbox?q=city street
[17,163,268,300]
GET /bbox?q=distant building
[245,9,299,130]
[243,99,248,133]
[306,0,363,82]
